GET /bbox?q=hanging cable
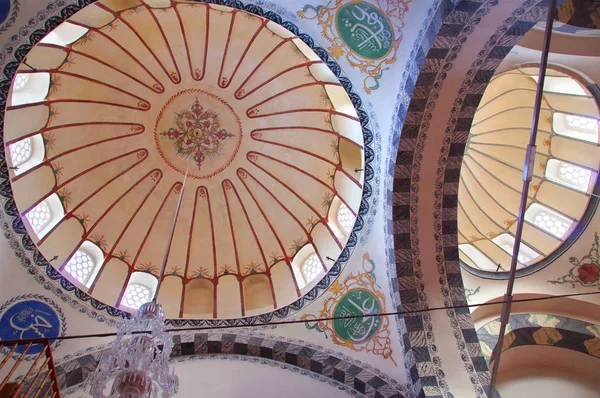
[1,289,598,345]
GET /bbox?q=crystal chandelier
[84,162,192,397]
[84,302,179,397]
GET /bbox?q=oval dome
[3,1,367,319]
[458,65,600,276]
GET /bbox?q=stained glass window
[12,74,30,92]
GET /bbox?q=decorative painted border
[383,1,463,396]
[0,0,374,327]
[477,313,600,361]
[0,294,67,359]
[53,332,407,397]
[388,0,562,396]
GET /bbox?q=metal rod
[0,343,32,391]
[0,344,18,368]
[153,157,192,301]
[22,356,51,397]
[31,368,52,398]
[16,345,48,393]
[487,1,557,396]
[44,340,60,397]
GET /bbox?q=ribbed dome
[4,0,366,318]
[458,66,599,275]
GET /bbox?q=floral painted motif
[301,253,396,364]
[161,98,235,171]
[298,0,411,93]
[549,232,600,289]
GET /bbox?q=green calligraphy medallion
[333,289,382,342]
[336,2,393,59]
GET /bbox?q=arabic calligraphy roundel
[335,3,394,60]
[0,295,66,355]
[332,288,382,342]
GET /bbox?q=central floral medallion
[154,89,242,179]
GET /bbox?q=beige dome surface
[3,0,365,318]
[458,66,600,275]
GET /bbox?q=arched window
[121,283,152,310]
[25,201,52,234]
[119,272,158,310]
[336,202,354,236]
[525,203,573,239]
[8,138,33,167]
[545,159,593,192]
[492,233,541,265]
[553,112,599,143]
[12,74,30,92]
[64,249,95,285]
[301,254,321,284]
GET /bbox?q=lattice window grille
[301,254,321,284]
[566,114,598,132]
[12,74,29,92]
[9,138,33,167]
[337,203,354,235]
[559,163,592,187]
[64,250,95,285]
[121,283,152,310]
[25,201,52,233]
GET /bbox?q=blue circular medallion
[0,298,63,354]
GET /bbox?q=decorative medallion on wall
[154,89,242,178]
[549,232,600,289]
[302,253,396,364]
[298,0,411,93]
[0,295,66,355]
[0,0,19,33]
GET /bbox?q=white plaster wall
[496,345,600,398]
[63,357,353,398]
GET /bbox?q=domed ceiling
[3,0,367,319]
[458,66,600,276]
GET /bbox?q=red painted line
[237,169,300,296]
[146,4,181,83]
[222,180,244,316]
[248,107,359,121]
[67,20,165,92]
[7,99,149,112]
[236,60,322,100]
[251,134,362,189]
[37,43,162,93]
[131,182,182,269]
[219,17,267,89]
[183,187,201,278]
[95,3,179,84]
[240,168,328,272]
[173,4,201,81]
[114,271,133,308]
[246,82,340,115]
[248,152,343,249]
[89,170,161,293]
[250,126,363,149]
[228,181,276,309]
[5,122,144,146]
[46,70,150,106]
[13,128,144,182]
[24,149,147,219]
[217,10,237,88]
